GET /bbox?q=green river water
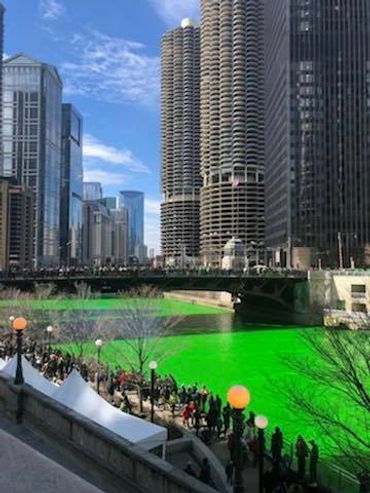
[3,296,366,458]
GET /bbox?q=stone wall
[0,373,217,493]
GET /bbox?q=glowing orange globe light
[227,385,250,409]
[12,317,27,331]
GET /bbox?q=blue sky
[3,0,200,252]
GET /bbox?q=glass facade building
[60,104,83,266]
[265,1,370,268]
[0,4,5,169]
[83,182,103,201]
[118,191,144,261]
[2,54,62,267]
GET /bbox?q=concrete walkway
[0,413,139,493]
[0,427,104,493]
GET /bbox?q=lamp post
[11,317,27,424]
[227,385,251,493]
[95,339,103,395]
[46,325,54,350]
[148,360,157,423]
[255,415,268,493]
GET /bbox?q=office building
[160,18,201,265]
[2,54,63,267]
[0,4,5,167]
[0,178,33,271]
[60,104,83,267]
[199,0,265,266]
[82,200,113,266]
[83,182,103,201]
[111,207,128,265]
[102,197,117,210]
[265,0,370,268]
[118,191,144,262]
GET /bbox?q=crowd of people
[0,264,306,280]
[0,337,367,493]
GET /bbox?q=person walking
[222,403,231,435]
[225,460,234,485]
[199,458,211,485]
[309,440,319,483]
[295,435,309,478]
[271,426,284,462]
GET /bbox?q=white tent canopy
[0,355,56,397]
[0,358,6,370]
[54,370,167,451]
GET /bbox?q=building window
[336,300,345,310]
[351,303,367,313]
[351,284,366,298]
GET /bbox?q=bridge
[0,271,310,324]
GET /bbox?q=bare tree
[0,285,59,342]
[110,285,181,375]
[55,282,108,360]
[281,326,370,472]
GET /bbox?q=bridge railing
[0,268,308,282]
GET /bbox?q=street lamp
[11,316,27,424]
[227,385,251,493]
[148,360,157,423]
[95,339,103,395]
[255,414,268,493]
[46,325,54,350]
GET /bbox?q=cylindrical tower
[160,19,201,265]
[200,0,265,266]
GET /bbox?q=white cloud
[145,198,161,215]
[83,169,127,186]
[83,134,149,174]
[61,30,160,106]
[39,0,64,20]
[148,0,200,26]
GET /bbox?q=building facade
[83,182,103,202]
[2,54,63,267]
[0,178,33,271]
[111,208,128,265]
[199,0,265,266]
[60,104,83,267]
[265,0,370,268]
[118,191,144,262]
[82,201,113,266]
[0,4,5,168]
[160,18,201,265]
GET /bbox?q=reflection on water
[175,313,236,334]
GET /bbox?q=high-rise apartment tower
[199,0,265,266]
[160,18,201,265]
[265,0,370,268]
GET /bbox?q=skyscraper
[160,18,201,265]
[83,182,103,201]
[0,178,33,271]
[0,4,5,168]
[199,0,265,266]
[60,104,83,267]
[2,54,63,267]
[82,200,113,266]
[118,191,144,262]
[265,1,370,268]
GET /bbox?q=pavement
[0,425,104,493]
[0,413,137,493]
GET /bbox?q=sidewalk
[118,390,260,493]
